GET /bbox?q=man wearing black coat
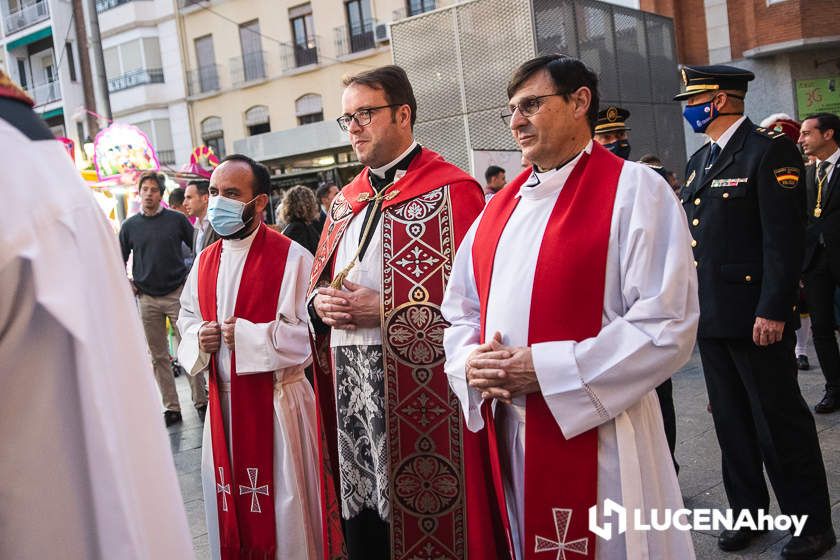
[799,113,840,414]
[678,65,835,559]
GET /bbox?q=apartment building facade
[1,0,88,148]
[179,0,456,187]
[97,0,191,167]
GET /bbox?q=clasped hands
[466,332,540,404]
[313,279,380,330]
[199,317,237,353]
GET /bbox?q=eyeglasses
[336,104,400,131]
[500,93,566,125]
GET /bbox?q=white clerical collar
[369,140,418,179]
[222,223,259,251]
[709,116,746,151]
[517,140,592,200]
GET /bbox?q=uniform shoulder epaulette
[753,126,785,140]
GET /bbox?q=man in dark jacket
[799,112,840,413]
[678,65,835,559]
[120,171,208,426]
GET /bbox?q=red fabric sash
[197,223,290,559]
[470,143,623,560]
[307,148,486,560]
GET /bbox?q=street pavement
[168,344,840,559]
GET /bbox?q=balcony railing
[334,22,376,57]
[156,149,175,165]
[26,79,61,107]
[96,0,148,13]
[230,51,268,86]
[107,68,164,93]
[187,64,221,96]
[3,0,49,35]
[281,37,320,71]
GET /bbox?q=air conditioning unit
[374,22,390,43]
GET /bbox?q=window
[201,116,226,158]
[345,0,374,53]
[245,105,271,136]
[239,20,265,82]
[194,35,219,92]
[295,93,323,125]
[134,118,175,164]
[289,4,317,67]
[66,42,77,82]
[406,0,434,16]
[17,58,28,90]
[103,38,164,92]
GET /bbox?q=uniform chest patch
[774,167,800,189]
[710,178,748,188]
[686,170,696,187]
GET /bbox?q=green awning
[6,25,52,51]
[39,107,63,120]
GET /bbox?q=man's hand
[221,316,237,350]
[313,289,355,330]
[199,321,221,353]
[315,280,381,330]
[466,332,540,404]
[753,317,784,346]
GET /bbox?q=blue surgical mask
[683,101,716,133]
[207,195,255,237]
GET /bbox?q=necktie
[705,143,721,171]
[818,161,831,186]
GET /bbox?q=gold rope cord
[329,185,399,289]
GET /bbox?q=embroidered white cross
[216,467,232,512]
[238,467,270,513]
[534,508,589,560]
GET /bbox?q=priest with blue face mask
[677,64,837,559]
[177,154,324,560]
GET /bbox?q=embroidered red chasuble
[469,143,623,560]
[198,223,290,559]
[308,147,485,560]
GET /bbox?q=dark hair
[804,112,840,146]
[138,170,166,194]
[186,180,210,196]
[220,153,272,196]
[315,183,336,202]
[485,165,505,182]
[343,65,417,128]
[507,54,600,133]
[168,187,185,207]
[638,153,663,166]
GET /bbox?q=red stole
[308,148,486,560]
[470,143,623,560]
[197,224,290,559]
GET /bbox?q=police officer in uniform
[594,104,681,474]
[594,105,632,159]
[677,65,835,559]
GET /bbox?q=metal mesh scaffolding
[391,0,686,176]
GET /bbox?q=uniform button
[745,275,752,282]
[691,240,697,247]
[722,192,730,199]
[694,198,701,206]
[694,260,698,267]
[793,305,797,311]
[692,218,700,226]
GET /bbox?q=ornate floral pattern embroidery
[334,345,390,520]
[394,455,459,515]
